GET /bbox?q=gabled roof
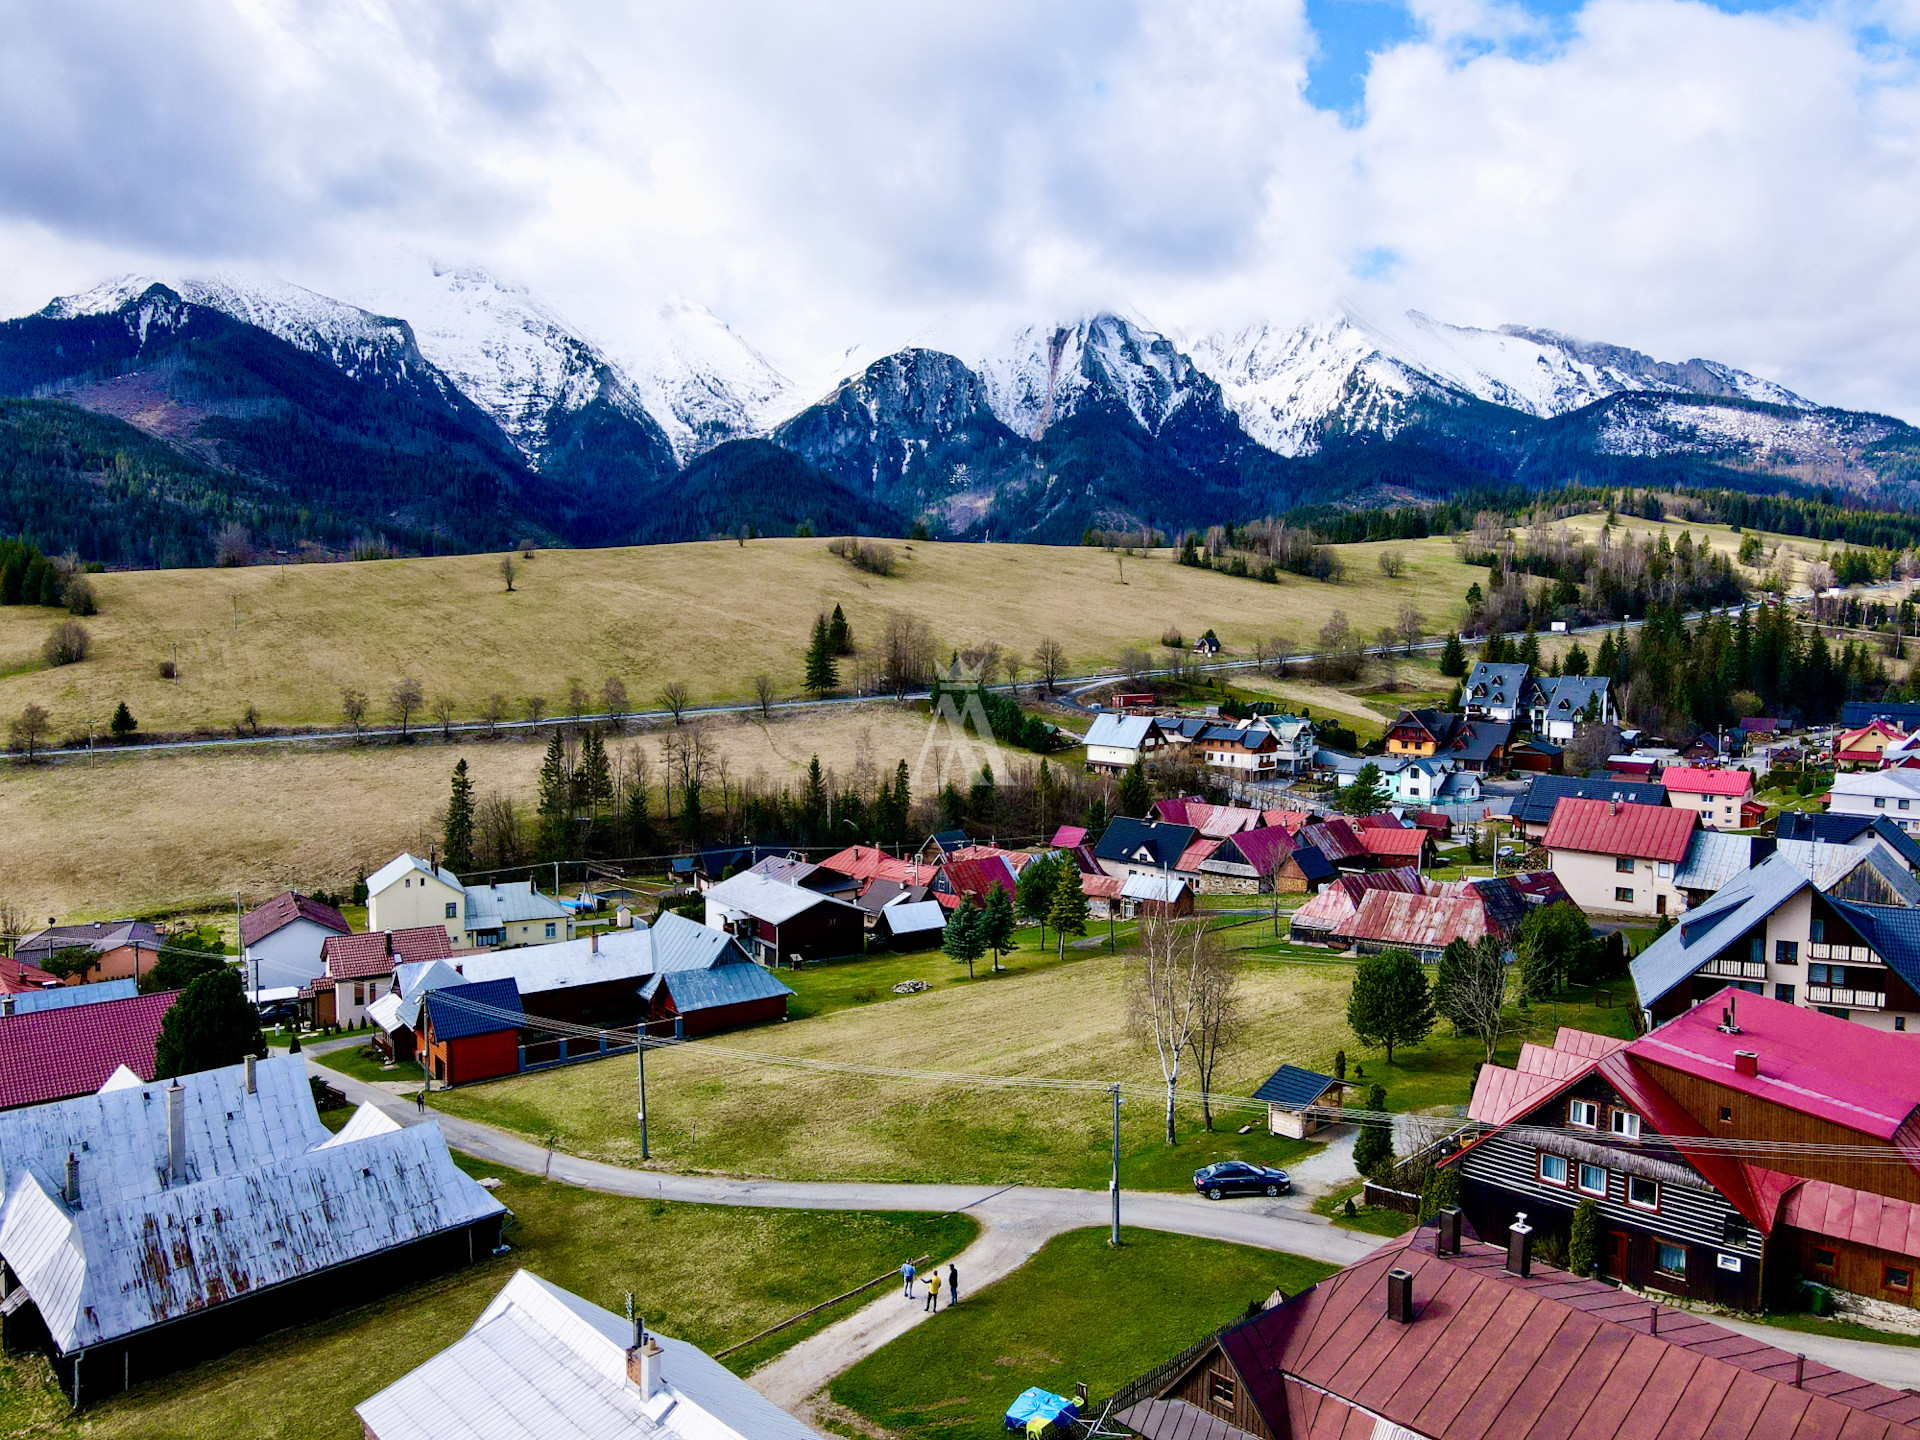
[878,900,946,937]
[1386,707,1460,746]
[1341,889,1485,950]
[1464,660,1530,702]
[1359,826,1428,860]
[0,955,61,994]
[239,891,350,947]
[388,960,467,1031]
[0,990,179,1110]
[646,964,795,1014]
[815,845,918,886]
[1632,990,1920,1141]
[1289,867,1423,931]
[1295,818,1364,863]
[1543,796,1694,862]
[1150,798,1265,837]
[1661,764,1755,798]
[463,880,570,928]
[1122,872,1190,903]
[1287,844,1336,884]
[1084,712,1155,751]
[322,925,453,980]
[1630,853,1810,1008]
[1673,829,1759,891]
[14,920,161,965]
[1209,825,1298,876]
[366,852,462,897]
[0,977,137,1015]
[1050,825,1088,848]
[1511,775,1665,827]
[706,870,859,925]
[425,977,524,1041]
[1778,811,1920,870]
[1530,673,1610,715]
[941,854,1021,903]
[1093,817,1199,870]
[1785,1179,1920,1262]
[1251,1064,1343,1110]
[356,1269,823,1440]
[1444,718,1512,764]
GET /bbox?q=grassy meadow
[0,1147,975,1440]
[0,534,1482,737]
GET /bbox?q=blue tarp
[1004,1388,1079,1433]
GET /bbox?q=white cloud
[1,0,1918,416]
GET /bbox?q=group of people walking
[900,1260,959,1311]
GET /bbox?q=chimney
[1610,799,1620,816]
[591,930,599,955]
[1436,1206,1463,1256]
[63,1152,79,1206]
[1386,1268,1416,1323]
[627,1333,662,1399]
[1719,993,1741,1034]
[1734,1049,1759,1078]
[1795,1353,1805,1388]
[1506,1213,1533,1278]
[245,1054,257,1094]
[166,1081,186,1185]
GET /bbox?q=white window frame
[1577,1163,1608,1196]
[1609,1109,1641,1140]
[1538,1152,1569,1187]
[1568,1099,1598,1129]
[1627,1175,1659,1211]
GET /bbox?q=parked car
[1193,1161,1291,1200]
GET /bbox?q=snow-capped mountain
[1188,309,1816,457]
[975,313,1216,441]
[612,301,800,461]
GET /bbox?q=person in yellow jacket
[923,1267,942,1312]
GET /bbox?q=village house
[238,890,350,991]
[1527,674,1614,740]
[0,956,66,998]
[1831,769,1920,835]
[1082,712,1164,772]
[1384,707,1457,759]
[0,988,180,1111]
[365,853,574,950]
[1543,796,1696,918]
[419,977,525,1085]
[1661,764,1757,831]
[356,1269,823,1440]
[1837,718,1910,769]
[0,1055,504,1403]
[1510,775,1667,841]
[1112,1220,1920,1440]
[1191,825,1305,894]
[1461,660,1531,722]
[1288,868,1425,944]
[1505,734,1564,773]
[1451,995,1920,1319]
[1384,708,1512,774]
[1120,872,1195,919]
[1195,722,1281,777]
[12,920,162,986]
[871,899,946,950]
[312,924,453,1028]
[1245,713,1317,775]
[1777,811,1920,871]
[703,869,866,965]
[1093,817,1203,883]
[1389,757,1481,807]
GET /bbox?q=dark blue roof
[424,978,523,1040]
[644,962,795,1013]
[1093,817,1198,869]
[1824,899,1920,994]
[1291,844,1336,883]
[1776,812,1920,871]
[1512,775,1666,827]
[928,830,970,855]
[1842,701,1920,730]
[1253,1063,1343,1109]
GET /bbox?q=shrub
[43,619,91,666]
[158,659,178,679]
[63,574,98,616]
[1160,627,1185,650]
[1569,1198,1601,1276]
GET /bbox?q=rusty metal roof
[1338,890,1486,951]
[1784,1179,1920,1262]
[0,1055,501,1355]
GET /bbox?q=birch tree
[1127,915,1211,1144]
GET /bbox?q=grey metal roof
[0,1056,501,1354]
[1531,675,1610,716]
[1674,830,1756,892]
[705,871,859,925]
[1,978,138,1016]
[356,1268,823,1440]
[647,965,794,1014]
[1252,1064,1342,1110]
[464,880,571,930]
[390,959,470,1030]
[1085,713,1155,750]
[1464,662,1530,707]
[879,900,945,936]
[1777,812,1920,871]
[1629,854,1811,1009]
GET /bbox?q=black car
[1194,1161,1291,1199]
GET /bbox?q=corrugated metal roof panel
[660,966,795,1014]
[1339,890,1485,951]
[1544,796,1695,862]
[2,977,139,1016]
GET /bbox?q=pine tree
[580,728,614,812]
[536,730,572,860]
[1048,865,1089,960]
[827,604,854,656]
[943,896,986,979]
[803,613,839,697]
[109,700,138,738]
[1438,633,1466,677]
[1084,794,1109,841]
[982,885,1017,971]
[1346,949,1435,1062]
[444,758,476,873]
[1562,641,1590,676]
[1117,758,1152,817]
[799,755,828,837]
[1352,1083,1394,1178]
[1517,625,1541,670]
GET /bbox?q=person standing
[924,1268,942,1312]
[947,1263,959,1305]
[900,1261,917,1298]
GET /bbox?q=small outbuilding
[1252,1063,1349,1138]
[420,978,524,1086]
[639,964,795,1037]
[874,900,946,950]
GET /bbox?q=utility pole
[1109,1083,1121,1247]
[637,1027,650,1160]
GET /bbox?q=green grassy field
[0,534,1484,737]
[830,1227,1339,1440]
[314,1039,425,1086]
[0,1148,975,1440]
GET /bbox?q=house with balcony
[1836,718,1909,769]
[1528,674,1614,741]
[1461,660,1531,722]
[1388,757,1481,807]
[1195,723,1281,778]
[1082,712,1164,772]
[1244,713,1317,775]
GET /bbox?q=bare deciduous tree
[999,652,1023,693]
[388,677,425,739]
[482,693,507,736]
[1377,549,1407,579]
[476,791,528,868]
[499,554,517,592]
[522,695,547,726]
[1447,936,1514,1063]
[8,703,52,760]
[1186,945,1246,1131]
[1127,915,1212,1144]
[658,680,691,725]
[433,695,457,739]
[1032,637,1067,694]
[1119,647,1153,685]
[565,677,591,724]
[880,613,938,698]
[602,676,629,730]
[341,687,369,739]
[1396,602,1426,656]
[753,674,776,722]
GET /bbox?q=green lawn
[831,1228,1340,1440]
[0,1154,975,1440]
[312,1039,425,1086]
[1744,1312,1920,1350]
[1311,1182,1419,1237]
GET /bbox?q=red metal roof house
[0,989,180,1110]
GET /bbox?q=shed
[703,872,866,965]
[1251,1063,1349,1139]
[421,978,524,1085]
[640,963,794,1037]
[875,900,946,950]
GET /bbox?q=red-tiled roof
[1050,825,1087,848]
[1542,796,1695,862]
[239,890,350,947]
[321,925,453,981]
[0,956,61,993]
[1218,1234,1920,1440]
[1630,990,1920,1141]
[1661,764,1755,798]
[0,990,179,1109]
[1784,1179,1920,1261]
[817,845,917,885]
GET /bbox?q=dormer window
[1568,1099,1598,1129]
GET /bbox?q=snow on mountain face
[611,301,799,460]
[976,314,1205,440]
[1188,309,1817,457]
[1592,395,1898,464]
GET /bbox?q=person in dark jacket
[948,1262,959,1304]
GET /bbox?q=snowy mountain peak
[611,299,799,460]
[977,312,1204,440]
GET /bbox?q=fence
[1081,1318,1243,1427]
[1362,1180,1422,1214]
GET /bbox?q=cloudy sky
[2,0,1916,415]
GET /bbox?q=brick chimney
[627,1334,662,1399]
[245,1054,257,1094]
[1734,1049,1759,1078]
[63,1151,79,1206]
[1506,1213,1533,1278]
[591,930,599,955]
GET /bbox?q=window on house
[1577,1164,1608,1196]
[546,923,557,938]
[1723,1214,1749,1245]
[1812,1247,1838,1270]
[1610,1110,1641,1140]
[1719,1106,1733,1123]
[1628,1176,1659,1210]
[1899,1017,1909,1032]
[1616,856,1635,873]
[1208,1373,1236,1408]
[1903,799,1912,812]
[1615,887,1635,903]
[1776,984,1796,1005]
[1655,1242,1688,1277]
[1775,941,1799,966]
[1877,798,1888,808]
[1811,963,1844,987]
[1888,1266,1913,1292]
[1810,919,1825,943]
[1750,937,1766,966]
[446,902,458,919]
[1539,1153,1569,1186]
[1568,1100,1598,1129]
